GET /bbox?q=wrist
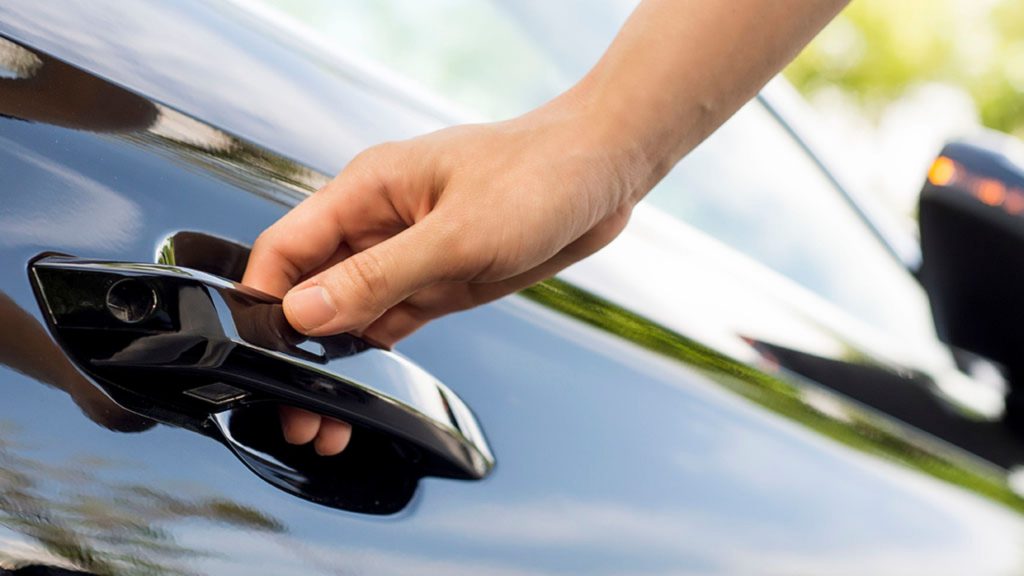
[554,72,677,205]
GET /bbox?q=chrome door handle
[30,256,494,480]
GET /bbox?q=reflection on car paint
[0,36,322,204]
[0,415,284,574]
[522,280,1024,513]
[1,25,1024,575]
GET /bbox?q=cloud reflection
[421,494,1023,576]
[0,140,142,252]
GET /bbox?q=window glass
[646,101,930,335]
[259,0,933,336]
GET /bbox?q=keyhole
[105,278,158,324]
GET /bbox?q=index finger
[243,166,383,297]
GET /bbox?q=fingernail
[285,286,336,332]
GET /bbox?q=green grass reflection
[523,278,1024,514]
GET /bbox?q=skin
[243,0,850,455]
[0,293,154,433]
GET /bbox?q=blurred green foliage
[785,0,1024,136]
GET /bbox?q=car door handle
[30,256,494,481]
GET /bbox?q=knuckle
[343,141,404,191]
[247,229,301,293]
[351,141,398,171]
[337,251,391,310]
[351,143,382,165]
[251,228,276,253]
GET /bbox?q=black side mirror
[918,132,1024,390]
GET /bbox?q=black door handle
[30,256,494,482]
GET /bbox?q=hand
[243,0,848,455]
[243,96,648,455]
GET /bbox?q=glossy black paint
[2,5,1024,574]
[0,0,451,176]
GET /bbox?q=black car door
[2,2,1024,575]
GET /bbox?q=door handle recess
[30,256,494,481]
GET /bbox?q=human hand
[243,0,848,456]
[243,95,650,455]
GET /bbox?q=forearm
[563,0,849,199]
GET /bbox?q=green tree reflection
[0,424,284,575]
[523,278,1024,514]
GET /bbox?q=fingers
[360,255,558,346]
[361,210,629,346]
[278,406,353,456]
[279,405,321,445]
[283,216,458,336]
[243,157,385,298]
[313,417,353,456]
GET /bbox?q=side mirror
[918,132,1024,389]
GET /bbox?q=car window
[258,0,934,338]
[255,0,632,118]
[645,100,933,336]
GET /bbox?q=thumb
[282,219,455,336]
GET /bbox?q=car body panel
[2,3,1024,575]
[0,0,454,176]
